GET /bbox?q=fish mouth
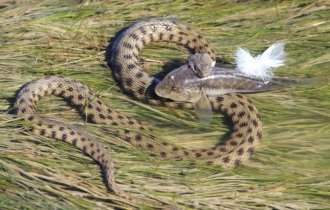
[154,83,172,98]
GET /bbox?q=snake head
[188,53,215,78]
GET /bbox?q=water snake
[15,18,262,200]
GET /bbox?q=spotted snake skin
[15,18,262,200]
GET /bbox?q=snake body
[15,18,262,199]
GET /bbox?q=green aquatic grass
[0,0,329,209]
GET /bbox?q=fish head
[155,67,201,102]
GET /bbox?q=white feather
[235,42,286,81]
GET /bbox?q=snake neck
[109,18,216,101]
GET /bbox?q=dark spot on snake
[125,78,133,87]
[230,140,238,146]
[125,136,131,142]
[51,131,56,138]
[216,96,224,102]
[240,122,248,127]
[248,105,254,111]
[67,95,73,101]
[59,127,65,131]
[96,100,102,105]
[135,44,141,51]
[127,63,136,70]
[87,113,95,121]
[160,152,167,157]
[159,32,163,40]
[97,148,100,153]
[82,146,87,154]
[219,147,227,152]
[72,139,77,146]
[184,151,190,156]
[248,136,254,144]
[135,135,142,141]
[172,147,178,151]
[90,143,94,148]
[91,151,95,157]
[236,133,243,138]
[68,87,73,92]
[59,90,65,96]
[19,98,25,104]
[70,131,75,135]
[40,129,45,136]
[81,137,86,142]
[136,72,143,78]
[239,100,245,105]
[257,131,262,139]
[237,148,244,156]
[252,120,258,127]
[139,26,146,35]
[162,142,168,146]
[112,122,118,126]
[230,103,238,108]
[132,53,139,59]
[178,36,183,42]
[234,159,241,166]
[178,31,187,36]
[123,54,133,60]
[238,111,246,118]
[207,151,214,156]
[138,87,145,95]
[235,94,243,99]
[185,40,191,47]
[107,115,113,120]
[62,134,67,141]
[197,34,202,39]
[99,114,105,119]
[247,127,253,133]
[247,147,254,155]
[48,125,53,128]
[128,120,135,125]
[192,38,197,43]
[195,153,202,158]
[124,129,130,134]
[123,42,133,49]
[147,144,154,148]
[169,34,174,40]
[223,157,230,163]
[117,115,124,119]
[141,38,146,46]
[129,33,139,41]
[21,108,26,113]
[96,107,102,112]
[204,43,209,47]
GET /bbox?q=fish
[155,64,296,124]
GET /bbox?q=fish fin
[193,88,212,124]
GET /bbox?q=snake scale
[15,18,262,200]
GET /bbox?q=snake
[15,18,262,201]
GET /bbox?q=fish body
[155,64,293,103]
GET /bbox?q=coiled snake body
[15,18,262,199]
